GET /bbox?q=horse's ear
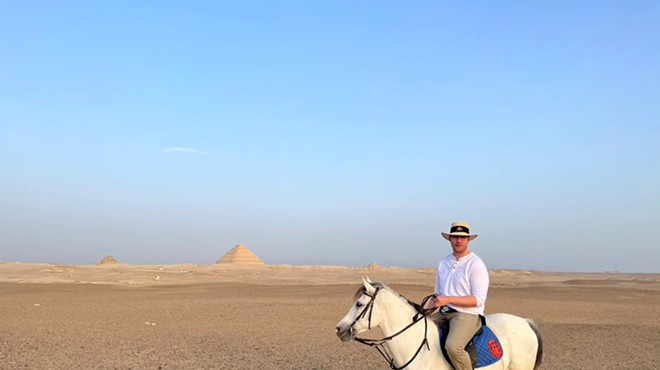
[361,276,376,294]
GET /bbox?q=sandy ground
[0,262,658,369]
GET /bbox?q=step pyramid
[216,244,265,265]
[98,255,119,265]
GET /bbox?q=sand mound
[216,244,265,265]
[98,256,119,265]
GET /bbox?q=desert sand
[0,261,658,369]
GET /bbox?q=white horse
[336,278,543,370]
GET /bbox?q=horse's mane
[353,282,425,313]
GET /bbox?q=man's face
[449,235,470,254]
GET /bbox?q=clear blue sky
[1,1,658,272]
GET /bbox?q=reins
[352,290,437,370]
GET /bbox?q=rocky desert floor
[0,262,658,369]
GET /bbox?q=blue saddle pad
[473,326,503,368]
[439,325,503,368]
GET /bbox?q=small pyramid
[98,255,119,265]
[216,244,265,265]
[366,262,384,271]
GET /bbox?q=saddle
[437,313,503,369]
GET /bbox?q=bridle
[350,287,436,370]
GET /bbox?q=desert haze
[0,260,658,369]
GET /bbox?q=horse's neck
[377,296,419,337]
[378,293,447,370]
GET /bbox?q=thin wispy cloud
[164,147,206,154]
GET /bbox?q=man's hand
[423,296,438,311]
[433,295,452,307]
[423,295,450,313]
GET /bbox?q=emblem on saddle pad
[439,325,503,368]
[488,339,503,358]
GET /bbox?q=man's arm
[469,258,489,308]
[433,294,477,308]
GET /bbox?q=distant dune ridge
[216,244,265,265]
[98,256,119,265]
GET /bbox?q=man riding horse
[425,222,489,370]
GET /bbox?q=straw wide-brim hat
[441,222,478,240]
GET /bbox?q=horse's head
[335,276,385,342]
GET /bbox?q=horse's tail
[526,319,543,370]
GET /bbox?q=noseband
[351,288,436,370]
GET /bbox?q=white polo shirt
[434,252,489,316]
